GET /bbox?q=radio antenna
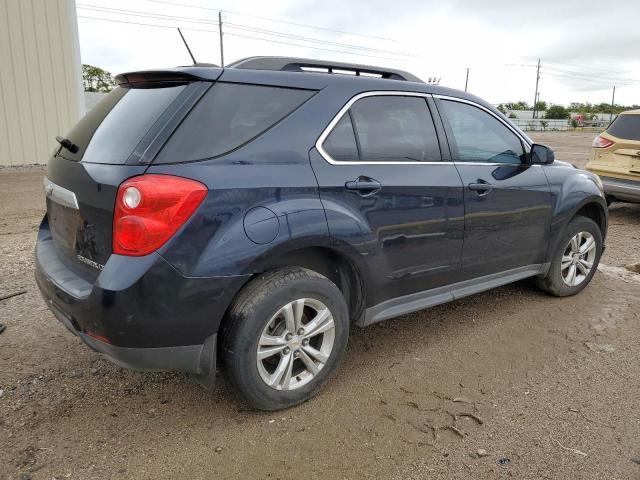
[177,28,197,64]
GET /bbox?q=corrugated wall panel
[0,0,83,166]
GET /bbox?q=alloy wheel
[256,298,335,391]
[561,231,597,287]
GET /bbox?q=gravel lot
[1,132,639,479]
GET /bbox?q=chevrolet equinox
[36,57,608,410]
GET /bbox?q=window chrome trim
[316,91,444,166]
[43,176,79,210]
[315,90,532,166]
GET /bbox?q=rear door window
[349,96,441,162]
[155,83,315,163]
[607,114,640,141]
[61,85,187,164]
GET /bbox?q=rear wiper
[55,136,79,154]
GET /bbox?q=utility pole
[218,11,225,67]
[464,67,469,92]
[610,85,616,123]
[532,58,540,119]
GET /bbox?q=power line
[223,22,414,57]
[541,60,633,77]
[78,4,219,25]
[76,15,405,62]
[138,0,398,42]
[506,63,640,86]
[78,14,217,32]
[516,56,634,77]
[541,65,639,85]
[76,4,412,58]
[542,70,639,87]
[223,32,404,61]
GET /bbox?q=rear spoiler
[115,66,223,86]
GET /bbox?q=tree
[505,101,530,111]
[540,120,549,131]
[535,100,547,111]
[545,105,569,119]
[497,104,507,114]
[82,64,115,93]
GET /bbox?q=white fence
[510,118,570,131]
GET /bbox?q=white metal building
[0,0,83,166]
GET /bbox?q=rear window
[61,85,186,164]
[154,83,315,163]
[607,114,640,141]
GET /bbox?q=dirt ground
[1,132,639,480]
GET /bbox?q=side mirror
[530,143,555,165]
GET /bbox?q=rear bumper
[601,176,640,203]
[35,216,249,377]
[47,296,216,373]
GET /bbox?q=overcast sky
[76,0,640,107]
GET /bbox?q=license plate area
[47,198,81,254]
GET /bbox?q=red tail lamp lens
[113,174,207,256]
[592,135,614,148]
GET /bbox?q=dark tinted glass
[349,96,441,162]
[156,83,315,163]
[440,100,525,164]
[62,85,186,164]
[323,113,359,161]
[607,114,640,141]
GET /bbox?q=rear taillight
[592,135,614,148]
[113,175,207,256]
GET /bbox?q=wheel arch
[573,200,607,236]
[546,195,608,264]
[218,243,370,344]
[259,246,367,323]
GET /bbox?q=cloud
[76,0,640,105]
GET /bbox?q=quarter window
[440,100,525,164]
[322,95,442,162]
[156,83,315,163]
[323,113,359,161]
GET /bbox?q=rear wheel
[535,215,602,297]
[220,268,349,410]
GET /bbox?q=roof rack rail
[228,56,423,83]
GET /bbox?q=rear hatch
[44,70,218,282]
[592,113,640,180]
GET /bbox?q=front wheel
[220,268,349,410]
[535,215,603,297]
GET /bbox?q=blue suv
[36,57,607,410]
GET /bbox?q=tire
[535,215,603,297]
[220,267,349,410]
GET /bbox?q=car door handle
[468,180,493,195]
[345,177,382,196]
